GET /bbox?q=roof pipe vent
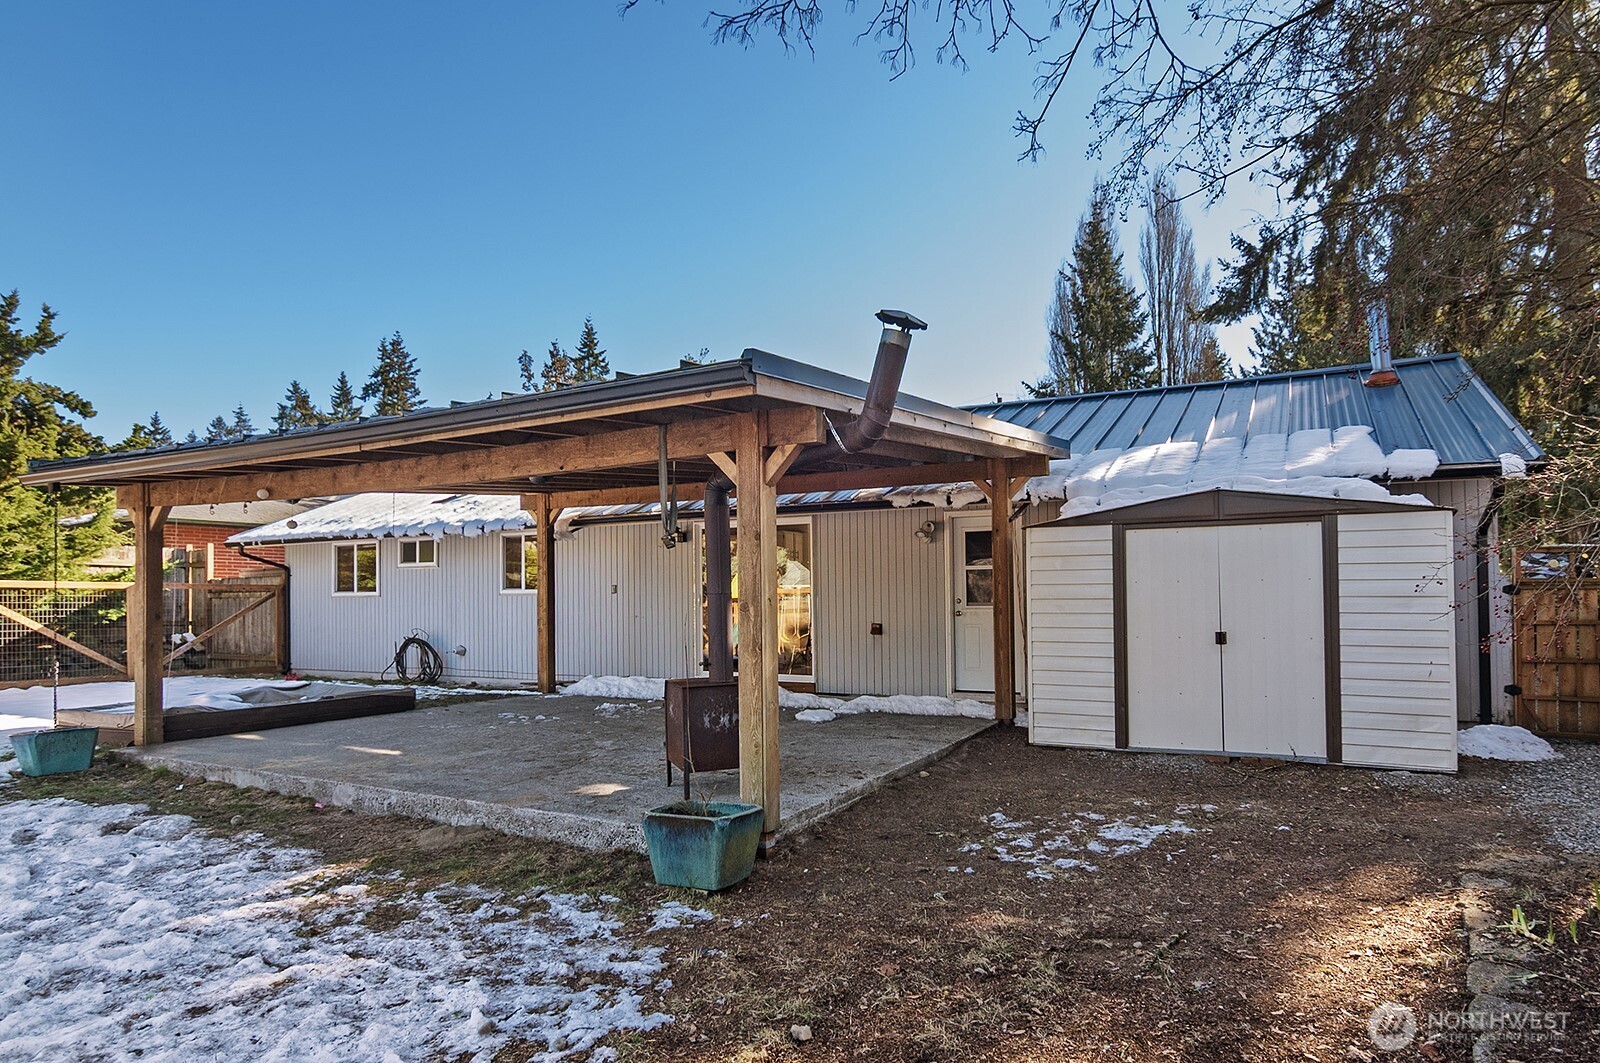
[1364,301,1400,388]
[832,309,928,454]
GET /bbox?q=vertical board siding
[1337,510,1459,772]
[287,536,537,683]
[554,522,700,682]
[813,508,949,696]
[1024,525,1117,748]
[1408,478,1494,721]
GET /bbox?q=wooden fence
[1512,548,1600,740]
[0,573,286,688]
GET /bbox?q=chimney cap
[876,309,928,332]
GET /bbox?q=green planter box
[642,801,763,891]
[10,726,99,777]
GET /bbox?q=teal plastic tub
[9,726,99,777]
[642,801,764,891]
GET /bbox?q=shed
[1025,488,1458,773]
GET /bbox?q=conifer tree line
[1032,174,1231,397]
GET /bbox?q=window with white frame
[398,538,438,567]
[502,533,538,592]
[333,542,379,595]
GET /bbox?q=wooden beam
[764,443,805,486]
[707,451,738,481]
[137,406,827,508]
[989,458,1017,723]
[971,479,995,502]
[544,456,1050,511]
[734,412,782,840]
[527,494,561,694]
[0,603,128,674]
[126,486,170,746]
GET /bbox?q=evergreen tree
[147,411,173,446]
[273,380,324,432]
[328,371,362,421]
[229,404,254,439]
[0,290,121,579]
[570,317,609,383]
[1249,278,1357,375]
[517,349,537,392]
[360,331,423,416]
[1033,184,1152,396]
[203,415,231,443]
[682,347,713,366]
[184,429,199,444]
[538,340,576,391]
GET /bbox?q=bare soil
[7,728,1597,1061]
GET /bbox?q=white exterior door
[952,518,995,692]
[1218,521,1327,758]
[1126,526,1225,751]
[1124,520,1327,759]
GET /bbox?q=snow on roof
[233,426,1443,544]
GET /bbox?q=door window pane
[964,530,993,567]
[966,568,994,605]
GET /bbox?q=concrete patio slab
[116,693,994,851]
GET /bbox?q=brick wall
[162,523,286,579]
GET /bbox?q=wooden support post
[989,459,1017,723]
[124,486,171,746]
[527,494,560,694]
[734,412,782,839]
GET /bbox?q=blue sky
[4,2,1270,441]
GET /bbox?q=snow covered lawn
[964,805,1207,880]
[0,796,692,1061]
[1457,724,1560,762]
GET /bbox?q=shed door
[1218,522,1327,759]
[952,519,996,692]
[1124,521,1327,759]
[1126,526,1224,750]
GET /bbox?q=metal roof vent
[1364,301,1400,388]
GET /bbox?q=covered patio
[116,692,996,851]
[23,315,1069,844]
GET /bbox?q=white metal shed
[1025,489,1459,773]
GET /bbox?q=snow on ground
[562,677,991,721]
[411,685,533,701]
[973,808,1202,880]
[0,797,686,1061]
[1458,724,1561,762]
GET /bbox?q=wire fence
[0,582,132,685]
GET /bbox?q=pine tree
[1250,282,1353,375]
[570,318,609,383]
[147,411,173,446]
[517,349,537,392]
[229,404,254,439]
[0,291,121,578]
[360,331,423,416]
[273,380,324,432]
[184,429,199,444]
[538,340,576,391]
[1033,184,1152,396]
[328,371,362,421]
[203,415,231,443]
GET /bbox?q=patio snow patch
[1457,724,1560,762]
[560,677,988,720]
[972,808,1202,880]
[0,798,683,1061]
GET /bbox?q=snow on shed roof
[967,354,1544,472]
[233,425,1446,544]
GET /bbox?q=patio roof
[22,350,1068,506]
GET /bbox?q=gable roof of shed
[967,355,1544,473]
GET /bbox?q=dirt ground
[7,727,1597,1061]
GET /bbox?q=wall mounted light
[913,520,938,545]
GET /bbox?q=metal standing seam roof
[966,355,1545,473]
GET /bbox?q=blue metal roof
[967,355,1544,472]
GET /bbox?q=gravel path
[1491,740,1600,855]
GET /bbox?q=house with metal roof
[216,351,1536,754]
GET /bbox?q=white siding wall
[1337,510,1459,772]
[287,522,700,685]
[286,535,538,683]
[813,507,949,696]
[1408,477,1498,722]
[555,522,700,682]
[1024,524,1116,748]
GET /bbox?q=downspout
[703,478,734,681]
[234,543,292,674]
[1474,483,1505,725]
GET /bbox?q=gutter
[1474,482,1506,725]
